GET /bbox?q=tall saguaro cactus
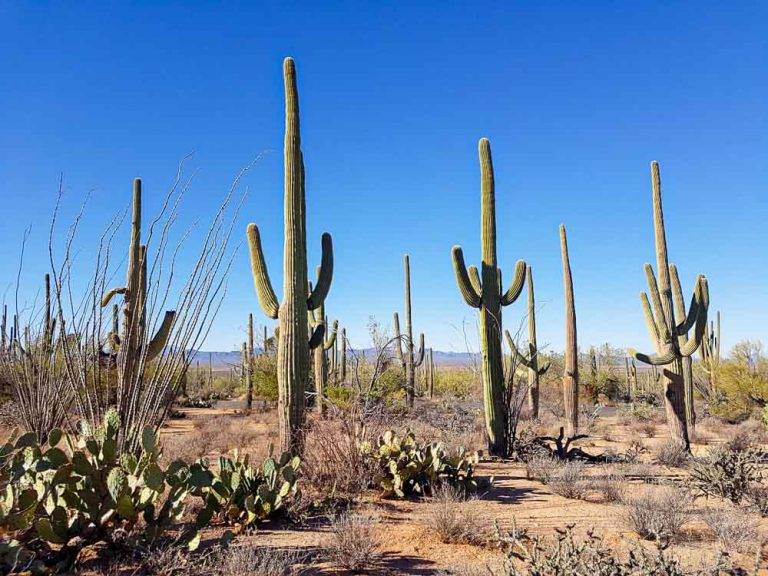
[394,254,425,407]
[504,267,550,418]
[101,179,176,386]
[247,58,333,453]
[700,310,721,392]
[560,225,579,437]
[451,138,527,457]
[245,313,255,411]
[629,162,709,450]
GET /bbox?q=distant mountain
[189,348,479,368]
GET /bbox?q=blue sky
[1,2,765,354]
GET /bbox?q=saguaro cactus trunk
[451,138,527,457]
[246,313,254,411]
[308,285,337,417]
[247,58,334,453]
[394,254,425,407]
[560,225,579,438]
[505,267,550,419]
[629,162,709,451]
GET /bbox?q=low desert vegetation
[1,55,766,576]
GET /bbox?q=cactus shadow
[481,476,547,504]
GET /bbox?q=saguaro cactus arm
[101,287,127,307]
[308,323,326,350]
[246,224,280,319]
[307,232,334,311]
[451,246,482,308]
[323,319,338,350]
[504,329,551,374]
[678,277,709,357]
[393,312,404,362]
[145,311,176,361]
[413,333,425,367]
[500,260,527,306]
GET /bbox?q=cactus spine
[101,179,176,386]
[629,162,709,450]
[504,267,550,418]
[560,225,579,437]
[451,138,527,457]
[394,254,425,407]
[247,58,333,453]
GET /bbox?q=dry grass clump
[525,454,561,484]
[653,440,690,468]
[624,485,692,541]
[426,486,487,545]
[301,414,373,502]
[176,412,276,461]
[547,461,590,500]
[206,545,308,576]
[326,512,381,572]
[592,468,625,503]
[633,420,657,438]
[701,506,760,553]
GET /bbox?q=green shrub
[690,445,762,504]
[432,366,475,399]
[326,385,353,409]
[359,430,480,499]
[252,353,279,401]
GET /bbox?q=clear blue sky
[1,2,765,355]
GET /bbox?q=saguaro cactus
[624,357,638,399]
[394,254,425,407]
[427,348,435,398]
[247,58,333,453]
[340,328,347,384]
[451,138,527,457]
[504,267,550,418]
[629,162,709,450]
[101,179,176,384]
[560,225,579,437]
[245,313,255,411]
[308,284,337,416]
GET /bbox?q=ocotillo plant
[560,225,579,437]
[629,162,709,450]
[246,313,254,411]
[101,179,176,395]
[394,254,425,407]
[308,280,337,416]
[451,138,527,457]
[247,58,333,453]
[505,267,550,418]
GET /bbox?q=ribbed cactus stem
[246,58,334,451]
[340,328,347,383]
[560,225,579,437]
[395,254,425,407]
[451,138,526,457]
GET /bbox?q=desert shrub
[547,462,589,500]
[360,429,480,498]
[525,454,561,484]
[0,410,202,572]
[624,486,692,541]
[634,421,657,438]
[252,353,279,402]
[191,413,275,461]
[302,415,373,502]
[702,506,759,552]
[206,544,308,576]
[427,486,486,545]
[653,441,690,468]
[325,384,353,409]
[709,345,768,422]
[433,366,476,399]
[593,470,625,503]
[500,524,720,575]
[690,445,762,504]
[326,512,380,572]
[745,483,768,517]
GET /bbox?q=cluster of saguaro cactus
[504,267,550,418]
[308,283,337,416]
[247,58,334,453]
[101,179,176,383]
[629,162,709,450]
[624,357,638,398]
[451,138,527,457]
[559,225,579,437]
[394,254,425,407]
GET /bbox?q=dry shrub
[326,511,381,572]
[624,485,692,541]
[525,454,561,484]
[548,462,590,500]
[702,506,760,553]
[653,441,690,468]
[161,432,209,464]
[302,413,373,502]
[427,486,486,545]
[207,545,308,576]
[633,421,657,438]
[688,429,712,446]
[592,468,625,503]
[186,412,275,461]
[746,483,768,517]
